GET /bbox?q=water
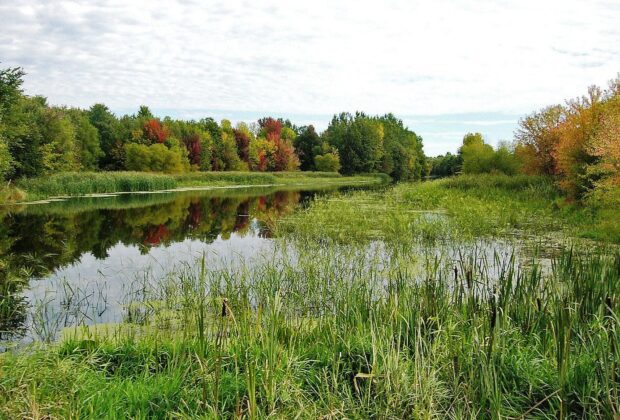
[0,185,364,346]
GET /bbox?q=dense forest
[0,67,426,182]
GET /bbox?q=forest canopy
[0,67,427,181]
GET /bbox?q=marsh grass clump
[5,171,385,203]
[1,243,619,418]
[279,175,620,244]
[16,172,177,199]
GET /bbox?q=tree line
[428,75,620,204]
[0,67,427,182]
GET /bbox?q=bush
[314,153,341,173]
[125,142,189,173]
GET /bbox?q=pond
[0,184,374,347]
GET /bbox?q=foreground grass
[3,171,388,203]
[1,243,618,418]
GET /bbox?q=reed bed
[8,171,385,203]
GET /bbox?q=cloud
[1,0,619,154]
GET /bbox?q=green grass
[1,244,618,418]
[278,174,620,244]
[6,171,387,203]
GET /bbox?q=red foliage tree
[258,117,282,138]
[233,129,250,163]
[143,119,169,144]
[183,134,202,166]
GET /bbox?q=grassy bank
[2,171,388,203]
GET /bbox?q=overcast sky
[1,0,619,155]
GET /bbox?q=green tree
[314,150,341,172]
[0,135,13,180]
[67,109,103,171]
[88,104,120,170]
[324,112,384,174]
[459,133,495,174]
[0,66,25,179]
[294,125,322,171]
[125,142,189,173]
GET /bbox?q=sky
[1,0,619,156]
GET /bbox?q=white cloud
[1,0,619,154]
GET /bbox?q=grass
[1,174,619,418]
[1,244,618,418]
[5,171,388,203]
[278,174,620,244]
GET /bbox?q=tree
[88,104,120,170]
[314,150,341,172]
[254,117,300,171]
[39,107,79,173]
[514,105,564,175]
[142,119,169,144]
[429,153,461,177]
[67,109,103,171]
[0,66,25,122]
[459,133,518,175]
[0,135,13,180]
[125,142,189,173]
[294,125,322,171]
[323,112,384,174]
[588,97,620,188]
[233,127,251,163]
[0,66,26,179]
[553,87,602,198]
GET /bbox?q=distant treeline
[428,75,620,204]
[0,67,426,182]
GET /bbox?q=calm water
[0,185,366,346]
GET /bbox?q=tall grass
[16,172,177,199]
[1,243,618,418]
[8,171,386,203]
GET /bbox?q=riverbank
[0,171,390,203]
[1,175,618,418]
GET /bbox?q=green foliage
[294,125,322,171]
[67,109,103,171]
[0,135,13,180]
[88,104,121,170]
[125,142,189,173]
[40,107,80,173]
[428,152,461,177]
[0,66,424,184]
[324,112,425,179]
[314,151,341,172]
[459,133,519,175]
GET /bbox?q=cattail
[221,298,229,317]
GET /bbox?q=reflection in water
[0,188,314,343]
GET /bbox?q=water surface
[0,185,366,345]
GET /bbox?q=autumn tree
[514,105,564,175]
